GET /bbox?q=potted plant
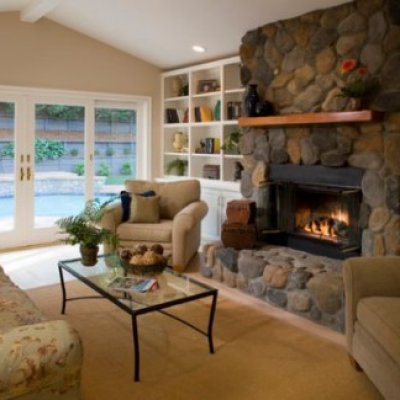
[56,198,118,266]
[221,130,242,154]
[338,59,375,110]
[166,158,188,176]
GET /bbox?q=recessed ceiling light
[192,45,206,53]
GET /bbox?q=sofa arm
[172,201,208,271]
[100,202,122,254]
[0,320,83,399]
[343,256,400,350]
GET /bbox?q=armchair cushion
[129,194,160,223]
[121,190,156,222]
[357,297,400,366]
[117,219,172,243]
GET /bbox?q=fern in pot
[56,198,118,266]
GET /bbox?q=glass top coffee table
[58,255,218,382]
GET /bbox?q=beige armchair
[100,179,208,272]
[343,257,400,400]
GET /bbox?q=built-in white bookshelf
[161,56,244,184]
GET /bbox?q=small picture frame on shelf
[198,79,219,94]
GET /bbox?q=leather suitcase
[226,200,257,224]
[221,222,257,250]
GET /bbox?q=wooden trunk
[221,222,257,250]
[226,200,256,224]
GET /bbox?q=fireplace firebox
[257,165,363,259]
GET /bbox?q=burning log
[297,216,349,240]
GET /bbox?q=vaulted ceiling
[0,0,350,69]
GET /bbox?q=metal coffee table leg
[131,315,140,382]
[207,291,218,354]
[58,265,67,315]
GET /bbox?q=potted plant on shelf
[221,130,242,154]
[56,198,118,266]
[338,59,375,111]
[166,158,188,176]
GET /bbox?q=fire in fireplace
[294,185,351,243]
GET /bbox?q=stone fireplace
[238,0,400,258]
[201,0,400,332]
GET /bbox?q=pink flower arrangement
[339,59,370,98]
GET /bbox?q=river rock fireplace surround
[200,0,400,332]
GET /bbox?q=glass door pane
[0,102,16,233]
[34,104,85,228]
[94,107,136,197]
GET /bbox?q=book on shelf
[183,108,189,123]
[166,108,178,123]
[205,138,214,154]
[204,138,221,154]
[214,138,221,153]
[194,107,201,122]
[107,276,159,293]
[200,105,213,122]
[177,109,184,123]
[166,108,188,123]
[194,106,213,122]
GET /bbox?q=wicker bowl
[128,263,166,275]
[119,259,167,275]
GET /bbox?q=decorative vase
[245,84,260,117]
[80,244,99,266]
[171,77,183,97]
[172,131,186,152]
[348,97,362,111]
[255,99,274,116]
[214,100,221,121]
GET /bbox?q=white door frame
[0,85,152,249]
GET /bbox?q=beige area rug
[27,281,382,400]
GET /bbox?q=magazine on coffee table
[107,276,158,293]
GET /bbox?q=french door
[0,89,149,249]
[0,96,26,247]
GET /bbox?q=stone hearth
[202,243,344,331]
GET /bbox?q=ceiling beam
[20,0,62,23]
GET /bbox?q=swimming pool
[0,194,117,218]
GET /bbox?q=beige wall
[0,12,161,177]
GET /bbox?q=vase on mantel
[245,84,260,117]
[348,97,362,111]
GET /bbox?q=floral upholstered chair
[0,266,83,399]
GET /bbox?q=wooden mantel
[238,110,383,127]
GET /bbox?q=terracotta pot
[80,244,99,266]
